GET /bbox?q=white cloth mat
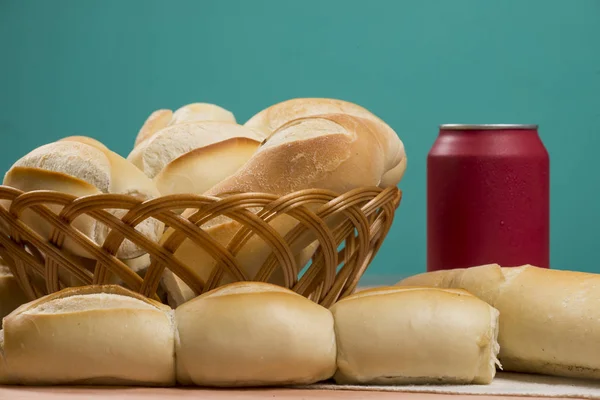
[303,372,600,398]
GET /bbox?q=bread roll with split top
[135,109,173,147]
[397,264,600,380]
[127,103,238,173]
[244,97,407,186]
[131,121,265,196]
[0,285,175,386]
[169,102,236,126]
[330,286,500,385]
[2,137,163,259]
[161,113,407,306]
[175,282,336,387]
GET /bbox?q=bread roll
[397,264,600,380]
[175,282,336,387]
[245,98,407,186]
[135,109,173,147]
[60,135,109,150]
[0,265,28,326]
[3,138,163,259]
[1,285,175,386]
[133,121,265,196]
[163,113,406,305]
[330,286,500,385]
[128,103,237,172]
[169,102,236,126]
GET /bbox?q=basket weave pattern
[0,185,401,307]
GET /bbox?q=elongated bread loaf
[330,286,500,385]
[169,102,236,126]
[129,121,265,196]
[135,109,173,147]
[133,103,235,148]
[245,98,407,186]
[3,137,163,259]
[397,264,600,380]
[162,113,407,305]
[1,285,175,386]
[175,282,336,387]
[127,103,239,177]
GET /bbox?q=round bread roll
[1,285,175,386]
[175,282,336,387]
[245,98,407,186]
[397,264,600,381]
[162,113,406,305]
[0,265,28,327]
[134,121,265,196]
[3,138,163,259]
[330,286,500,385]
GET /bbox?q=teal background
[1,0,599,281]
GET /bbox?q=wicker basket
[0,185,401,307]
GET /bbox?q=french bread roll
[169,102,236,126]
[3,138,163,259]
[1,285,175,386]
[128,103,238,173]
[397,264,600,380]
[135,109,173,147]
[162,113,406,305]
[244,98,407,186]
[175,282,336,387]
[330,286,500,385]
[133,121,265,196]
[0,265,28,326]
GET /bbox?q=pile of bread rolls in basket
[0,99,598,390]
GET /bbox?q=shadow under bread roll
[1,285,175,386]
[175,282,336,387]
[330,286,500,385]
[0,264,28,327]
[397,264,600,380]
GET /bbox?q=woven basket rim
[0,185,402,307]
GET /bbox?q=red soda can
[427,124,549,272]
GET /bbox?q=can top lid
[440,124,538,130]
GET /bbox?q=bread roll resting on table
[398,264,600,380]
[0,285,175,386]
[175,282,336,387]
[330,286,500,385]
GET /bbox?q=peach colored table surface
[0,386,568,400]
